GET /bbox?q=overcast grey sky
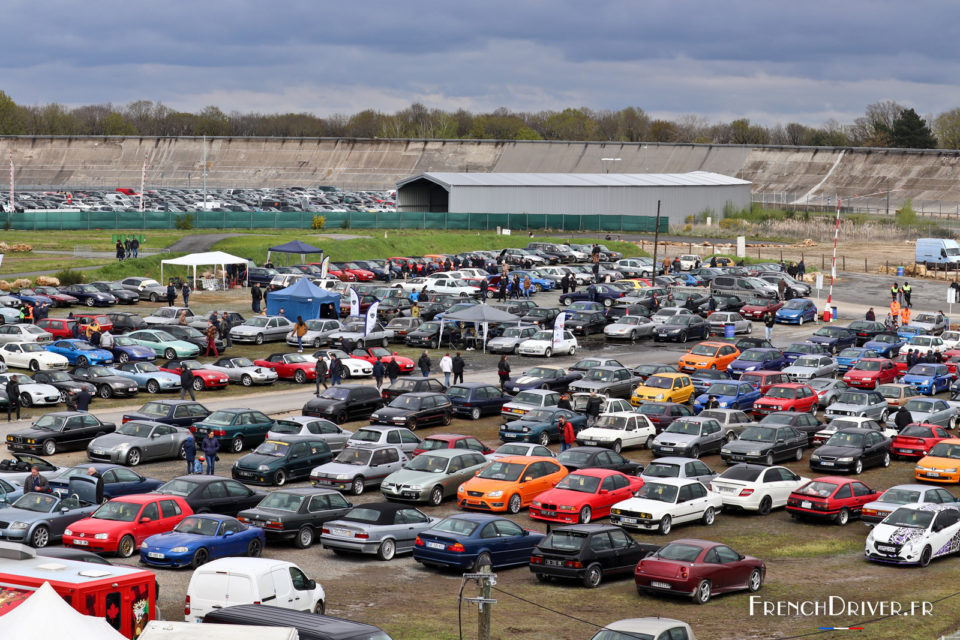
[4,0,958,125]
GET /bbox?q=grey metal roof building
[396,171,751,224]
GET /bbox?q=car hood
[864,500,915,513]
[724,440,774,453]
[807,335,837,343]
[783,365,817,374]
[231,325,269,334]
[577,426,638,440]
[305,398,345,410]
[612,497,675,515]
[814,445,865,457]
[384,468,452,485]
[89,433,150,449]
[460,477,519,493]
[534,487,595,505]
[0,505,76,523]
[826,403,868,413]
[236,452,284,469]
[371,407,414,419]
[488,337,522,345]
[503,419,550,431]
[311,461,371,476]
[870,522,928,545]
[117,345,159,356]
[568,380,612,391]
[142,531,214,548]
[86,376,133,387]
[654,433,699,444]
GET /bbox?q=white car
[203,357,279,386]
[813,416,897,446]
[423,277,479,297]
[941,330,960,350]
[678,254,701,270]
[0,373,61,407]
[708,464,808,514]
[865,504,960,566]
[783,355,838,381]
[603,315,656,340]
[575,411,656,453]
[486,443,555,461]
[569,393,632,415]
[609,477,723,534]
[707,312,752,335]
[0,324,54,345]
[517,330,578,357]
[310,349,373,377]
[904,335,945,356]
[590,618,697,640]
[0,342,69,371]
[650,307,693,325]
[392,277,429,294]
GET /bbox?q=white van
[916,238,960,268]
[184,557,325,623]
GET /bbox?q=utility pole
[651,200,661,279]
[464,566,497,640]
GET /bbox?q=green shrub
[54,268,84,285]
[896,200,917,227]
[174,214,194,230]
[312,214,326,230]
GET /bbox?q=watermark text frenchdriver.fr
[749,596,933,617]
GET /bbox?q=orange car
[456,456,567,513]
[914,438,960,484]
[678,341,741,372]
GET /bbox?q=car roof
[565,468,625,478]
[441,513,505,524]
[422,434,471,442]
[647,456,699,465]
[543,523,621,534]
[107,493,170,504]
[639,476,700,486]
[493,455,555,465]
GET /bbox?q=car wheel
[294,525,314,549]
[428,339,438,349]
[658,515,672,535]
[538,432,550,447]
[582,563,603,588]
[192,378,205,391]
[126,448,141,466]
[747,324,752,334]
[507,494,522,514]
[701,507,716,526]
[473,551,493,573]
[428,486,444,506]
[795,447,803,461]
[764,452,774,466]
[758,496,772,516]
[645,435,655,449]
[241,374,253,387]
[561,297,571,306]
[190,547,208,568]
[693,579,712,604]
[544,347,553,358]
[116,352,130,364]
[853,458,863,474]
[470,407,481,420]
[118,534,136,558]
[28,359,40,372]
[536,573,552,583]
[149,293,159,303]
[569,346,576,355]
[178,442,187,459]
[882,451,891,468]
[351,476,365,495]
[408,418,418,431]
[512,344,520,354]
[679,331,687,343]
[245,538,262,558]
[377,538,397,561]
[314,601,325,615]
[578,506,592,524]
[690,445,700,458]
[146,379,160,394]
[612,439,622,454]
[919,545,932,568]
[836,507,850,526]
[98,385,112,399]
[18,392,32,408]
[77,356,88,367]
[294,370,307,384]
[274,470,286,486]
[798,316,804,326]
[880,410,888,423]
[86,298,95,308]
[748,568,763,592]
[58,390,68,403]
[336,412,348,424]
[253,333,264,345]
[30,525,50,548]
[442,412,452,426]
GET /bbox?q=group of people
[890,282,914,308]
[114,236,141,261]
[167,280,192,307]
[780,259,806,279]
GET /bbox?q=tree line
[0,92,954,149]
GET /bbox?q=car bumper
[721,452,771,465]
[517,347,545,356]
[6,442,44,453]
[609,514,661,530]
[864,551,919,565]
[0,529,29,542]
[651,444,693,457]
[891,446,926,458]
[914,469,960,483]
[843,377,877,389]
[63,535,116,552]
[529,563,588,580]
[810,460,858,472]
[458,497,508,512]
[785,505,842,519]
[380,485,427,502]
[320,536,379,554]
[311,477,356,491]
[232,468,278,485]
[498,431,535,443]
[529,507,583,524]
[413,547,474,569]
[87,448,124,463]
[635,577,696,596]
[140,549,195,568]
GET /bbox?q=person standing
[183,434,196,475]
[418,351,432,377]
[251,283,263,313]
[777,278,786,301]
[797,260,806,279]
[439,353,453,386]
[6,377,19,422]
[294,316,308,353]
[116,239,125,262]
[24,467,49,493]
[561,416,575,452]
[902,282,912,308]
[895,406,913,432]
[202,321,218,356]
[901,306,911,327]
[557,393,572,410]
[764,312,775,340]
[180,366,196,401]
[866,308,876,321]
[220,314,233,349]
[452,352,465,384]
[99,329,113,350]
[498,277,507,302]
[890,282,899,303]
[166,281,177,307]
[522,276,531,300]
[314,357,328,394]
[131,236,139,258]
[585,392,602,427]
[386,359,400,386]
[201,431,220,475]
[497,355,511,390]
[86,467,104,504]
[561,273,570,295]
[330,355,342,386]
[124,237,132,259]
[372,358,385,390]
[181,281,191,307]
[75,385,91,412]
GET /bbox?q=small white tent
[0,581,126,640]
[160,251,249,288]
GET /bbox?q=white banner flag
[553,312,566,348]
[320,256,330,279]
[365,302,379,336]
[349,288,360,317]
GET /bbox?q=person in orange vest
[900,306,911,326]
[890,299,901,318]
[22,304,33,324]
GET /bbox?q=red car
[752,383,819,416]
[945,357,960,378]
[634,539,765,604]
[334,262,375,282]
[159,358,230,390]
[253,353,317,383]
[529,469,644,525]
[32,286,79,306]
[891,423,951,459]
[738,370,790,394]
[348,347,415,373]
[63,494,193,557]
[785,476,881,525]
[739,299,784,321]
[35,317,78,339]
[892,354,911,374]
[842,358,899,389]
[307,262,357,282]
[73,313,115,333]
[412,433,495,457]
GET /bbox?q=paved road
[165,233,247,253]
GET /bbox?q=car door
[673,483,700,523]
[134,500,165,544]
[394,508,430,552]
[491,518,530,565]
[148,424,180,459]
[199,481,230,514]
[104,468,146,497]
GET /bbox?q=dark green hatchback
[231,436,334,486]
[191,408,276,453]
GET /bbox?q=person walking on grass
[294,316,308,353]
[180,365,196,401]
[418,351,432,378]
[439,353,453,386]
[452,352,465,384]
[386,358,400,386]
[314,357,328,394]
[204,321,219,356]
[497,355,511,390]
[166,281,177,307]
[201,431,219,475]
[372,357,385,390]
[251,283,263,313]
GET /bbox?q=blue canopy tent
[266,277,341,320]
[266,239,324,265]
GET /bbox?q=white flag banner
[320,256,330,279]
[553,312,566,348]
[365,302,379,336]
[349,288,360,317]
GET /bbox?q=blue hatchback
[139,514,265,568]
[49,463,164,499]
[775,298,817,324]
[693,381,763,412]
[835,347,880,373]
[901,363,953,396]
[413,513,545,571]
[726,348,788,378]
[446,382,510,420]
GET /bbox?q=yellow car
[614,279,648,291]
[630,372,695,406]
[915,438,960,484]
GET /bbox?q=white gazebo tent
[0,581,126,640]
[160,251,250,289]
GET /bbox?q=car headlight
[94,533,109,540]
[10,522,28,530]
[258,465,270,472]
[558,505,576,511]
[924,379,932,385]
[943,468,958,473]
[719,402,728,408]
[140,542,148,549]
[458,486,465,493]
[747,450,762,456]
[170,546,189,553]
[837,457,854,463]
[811,454,820,461]
[336,474,351,480]
[655,394,664,400]
[532,501,542,507]
[487,490,503,498]
[721,448,731,454]
[522,426,530,432]
[407,484,423,491]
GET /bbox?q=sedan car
[120,399,210,427]
[158,359,229,391]
[120,277,167,302]
[653,314,710,343]
[46,339,113,366]
[370,391,452,430]
[204,357,279,387]
[0,477,99,547]
[708,464,807,514]
[774,298,818,324]
[503,366,582,395]
[782,355,837,383]
[530,469,645,525]
[841,358,899,390]
[517,330,578,357]
[125,329,200,359]
[237,487,354,548]
[863,332,906,358]
[752,383,819,417]
[266,417,352,453]
[499,407,586,446]
[0,325,54,346]
[500,389,561,421]
[6,410,116,456]
[575,412,657,453]
[807,326,858,354]
[414,513,545,572]
[740,298,783,321]
[63,493,193,556]
[810,428,892,474]
[191,408,276,453]
[720,424,807,466]
[568,366,639,399]
[60,283,116,306]
[634,402,694,433]
[232,436,334,486]
[886,398,959,431]
[285,318,343,349]
[782,342,830,365]
[556,446,643,475]
[139,513,264,569]
[303,384,385,424]
[692,381,762,413]
[487,325,540,354]
[825,390,890,423]
[86,420,193,466]
[786,476,881,525]
[530,524,659,588]
[154,475,265,517]
[321,502,438,561]
[381,449,489,506]
[68,365,139,399]
[230,315,294,344]
[650,417,728,458]
[861,483,957,525]
[457,456,567,513]
[634,539,764,603]
[0,341,68,372]
[610,478,723,534]
[890,423,952,460]
[89,281,139,304]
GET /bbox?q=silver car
[861,484,958,524]
[0,477,99,547]
[204,357,279,386]
[285,319,343,349]
[641,456,717,487]
[695,409,755,437]
[825,390,890,422]
[120,277,167,302]
[230,315,295,344]
[319,501,439,560]
[347,426,421,455]
[267,417,353,453]
[486,443,555,461]
[327,319,395,349]
[884,397,960,431]
[310,443,410,495]
[87,420,194,466]
[384,317,421,341]
[808,378,850,408]
[707,312,752,335]
[909,312,948,336]
[487,326,539,354]
[143,306,195,326]
[0,325,54,345]
[650,417,729,458]
[381,449,490,505]
[604,315,656,340]
[783,355,839,381]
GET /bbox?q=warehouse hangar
[395,171,751,225]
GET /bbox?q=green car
[126,329,201,359]
[193,408,277,453]
[232,435,334,486]
[380,448,490,506]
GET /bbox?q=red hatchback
[530,469,643,525]
[785,476,880,525]
[739,370,790,395]
[348,347,415,373]
[412,433,494,457]
[891,423,951,459]
[36,317,78,339]
[634,538,765,604]
[752,383,819,416]
[63,494,193,557]
[740,299,783,321]
[842,358,899,389]
[73,313,115,333]
[892,354,911,375]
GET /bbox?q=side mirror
[224,530,234,537]
[306,579,317,591]
[776,439,785,444]
[139,517,152,524]
[599,489,609,495]
[150,433,160,439]
[523,476,532,483]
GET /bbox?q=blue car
[782,342,830,365]
[0,477,24,506]
[901,363,953,396]
[726,348,788,378]
[46,339,114,366]
[689,369,730,395]
[774,298,818,324]
[806,326,857,355]
[447,382,510,420]
[107,336,157,363]
[499,407,587,445]
[139,514,265,568]
[863,333,905,358]
[835,347,881,373]
[560,284,626,307]
[509,270,555,292]
[49,463,164,499]
[413,514,545,571]
[897,325,927,341]
[693,381,762,412]
[109,362,182,394]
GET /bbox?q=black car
[566,311,608,336]
[69,365,139,399]
[302,384,384,424]
[810,427,892,474]
[6,411,116,456]
[121,399,211,427]
[634,402,693,433]
[654,315,710,343]
[380,376,447,402]
[446,382,509,419]
[237,487,353,548]
[59,284,115,306]
[405,321,460,349]
[232,436,334,486]
[105,312,148,333]
[759,412,823,447]
[89,282,140,305]
[720,424,807,466]
[529,524,659,588]
[697,294,746,315]
[728,337,776,351]
[32,370,96,404]
[846,320,887,346]
[630,363,678,383]
[154,475,266,516]
[369,392,453,430]
[520,307,561,328]
[163,324,226,352]
[555,447,643,475]
[247,267,278,286]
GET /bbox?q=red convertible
[159,358,230,390]
[253,353,317,383]
[751,383,819,416]
[891,423,951,459]
[63,494,193,557]
[530,469,644,525]
[634,539,765,604]
[785,476,881,525]
[348,347,415,373]
[841,358,899,389]
[740,298,783,321]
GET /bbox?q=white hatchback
[517,330,578,357]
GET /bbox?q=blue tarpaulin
[266,278,340,320]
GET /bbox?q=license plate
[583,441,597,446]
[148,552,164,559]
[545,559,563,566]
[877,545,897,553]
[620,517,637,524]
[330,528,351,537]
[73,539,89,546]
[426,542,445,550]
[731,455,744,461]
[820,461,834,466]
[651,581,671,589]
[898,448,913,453]
[801,501,812,509]
[93,450,105,455]
[721,487,736,493]
[927,472,941,477]
[660,447,673,452]
[541,510,557,517]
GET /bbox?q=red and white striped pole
[827,197,841,307]
[139,152,147,213]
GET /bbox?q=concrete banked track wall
[3,137,960,204]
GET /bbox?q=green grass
[0,256,105,276]
[0,230,193,252]
[721,532,862,559]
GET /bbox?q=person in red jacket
[561,416,575,452]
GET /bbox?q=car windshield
[815,327,845,338]
[929,442,960,459]
[793,357,824,368]
[526,309,552,318]
[836,392,870,405]
[554,473,601,493]
[320,388,351,400]
[254,441,289,456]
[643,375,674,389]
[911,365,939,376]
[689,344,719,356]
[175,516,222,536]
[737,350,768,362]
[853,360,882,371]
[634,482,679,502]
[514,391,545,405]
[231,358,255,367]
[883,508,934,529]
[583,369,615,381]
[665,420,702,435]
[524,409,557,422]
[533,331,553,341]
[656,542,703,562]
[92,500,141,522]
[12,493,58,512]
[765,387,797,399]
[594,416,631,430]
[783,299,806,309]
[271,420,305,434]
[718,466,763,482]
[156,479,195,496]
[900,425,935,438]
[43,372,72,382]
[501,328,527,338]
[879,488,921,504]
[477,461,525,481]
[740,426,778,442]
[838,349,862,358]
[74,343,98,351]
[388,395,423,409]
[526,367,557,378]
[873,334,898,344]
[136,402,170,418]
[825,432,865,447]
[32,415,67,431]
[406,455,449,473]
[915,314,938,323]
[433,517,479,536]
[542,530,587,551]
[116,423,155,438]
[797,481,839,497]
[642,464,679,480]
[245,317,270,327]
[708,383,741,396]
[342,506,385,524]
[335,448,374,465]
[904,399,935,412]
[260,492,307,512]
[203,411,236,426]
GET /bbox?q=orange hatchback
[678,341,741,372]
[457,456,567,514]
